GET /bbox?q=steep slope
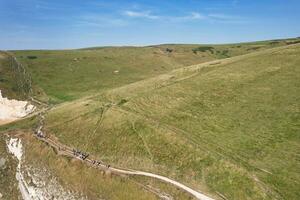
[34,43,300,199]
[0,51,31,100]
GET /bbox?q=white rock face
[0,90,35,121]
[6,138,86,200]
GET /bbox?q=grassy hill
[0,51,31,100]
[36,43,300,199]
[11,38,299,103]
[1,38,299,199]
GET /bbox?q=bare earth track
[34,111,214,200]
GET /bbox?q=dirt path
[109,169,214,200]
[33,114,214,200]
[39,136,214,200]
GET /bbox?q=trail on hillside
[32,111,214,200]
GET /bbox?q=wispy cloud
[75,14,128,28]
[123,10,159,19]
[123,10,207,22]
[189,12,206,20]
[207,13,248,24]
[33,0,76,11]
[175,12,207,21]
[122,9,245,24]
[208,13,237,20]
[72,8,247,29]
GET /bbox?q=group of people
[92,160,102,166]
[35,126,45,138]
[92,159,111,169]
[32,113,113,170]
[74,151,111,169]
[73,150,111,168]
[72,149,89,160]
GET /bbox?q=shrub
[27,56,37,59]
[117,99,128,105]
[166,48,173,53]
[247,47,261,51]
[192,46,214,54]
[269,41,280,45]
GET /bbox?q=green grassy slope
[1,38,299,199]
[0,51,27,100]
[43,44,300,199]
[12,38,299,103]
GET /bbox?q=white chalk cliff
[0,90,35,121]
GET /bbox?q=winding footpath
[109,168,214,200]
[35,115,214,200]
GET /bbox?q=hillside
[36,43,299,199]
[1,39,299,200]
[0,51,32,100]
[11,38,299,103]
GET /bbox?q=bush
[117,99,128,105]
[27,56,37,59]
[269,41,280,45]
[166,48,173,53]
[247,47,261,51]
[192,46,214,54]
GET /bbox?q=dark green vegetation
[192,46,230,58]
[26,56,38,59]
[1,38,300,200]
[192,46,215,54]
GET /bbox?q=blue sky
[0,0,299,49]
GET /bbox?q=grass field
[42,43,300,199]
[12,38,299,103]
[1,39,299,199]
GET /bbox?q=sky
[0,0,299,50]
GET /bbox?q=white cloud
[78,9,246,27]
[124,10,159,19]
[184,12,207,20]
[76,14,128,27]
[208,13,236,20]
[122,10,245,24]
[167,12,207,22]
[207,13,248,24]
